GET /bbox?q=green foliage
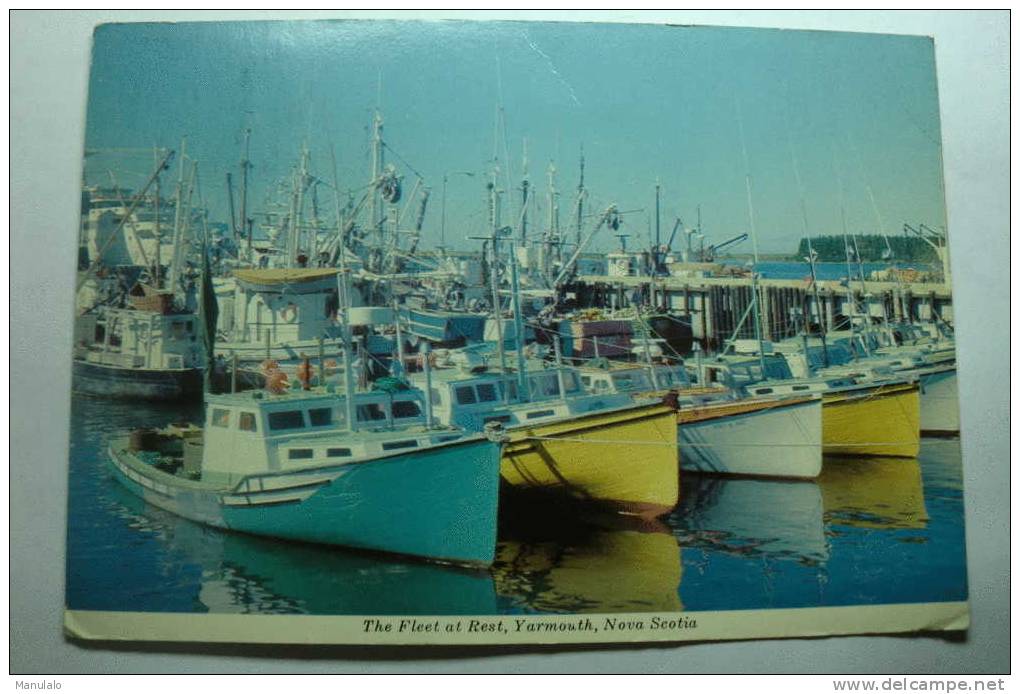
[796,235,938,263]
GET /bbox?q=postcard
[64,17,967,646]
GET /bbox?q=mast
[833,149,867,355]
[546,161,560,280]
[295,145,309,264]
[226,173,237,244]
[153,156,161,288]
[654,180,661,274]
[804,240,829,366]
[509,234,529,401]
[487,175,509,387]
[736,100,768,376]
[574,145,585,248]
[520,139,529,246]
[786,126,830,366]
[168,138,187,295]
[369,110,384,244]
[239,127,252,263]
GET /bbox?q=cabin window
[238,412,258,432]
[792,385,810,392]
[499,380,518,400]
[356,403,387,422]
[612,373,636,390]
[476,383,498,402]
[392,400,422,418]
[455,385,477,405]
[327,447,352,458]
[484,414,512,425]
[581,375,592,387]
[755,388,774,395]
[526,409,555,420]
[308,407,333,427]
[530,374,559,397]
[268,410,305,431]
[211,408,231,428]
[382,440,418,451]
[287,449,314,460]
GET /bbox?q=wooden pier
[572,273,953,351]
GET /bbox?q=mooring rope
[519,434,937,449]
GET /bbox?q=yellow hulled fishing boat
[500,402,680,518]
[412,357,679,517]
[706,355,921,459]
[817,380,921,458]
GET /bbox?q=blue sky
[83,19,947,254]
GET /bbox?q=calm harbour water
[65,393,967,616]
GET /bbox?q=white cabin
[74,306,203,371]
[201,388,436,486]
[226,268,347,344]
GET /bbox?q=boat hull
[108,436,502,567]
[73,359,203,401]
[398,308,486,344]
[918,366,959,434]
[499,404,679,517]
[822,381,921,458]
[679,397,823,479]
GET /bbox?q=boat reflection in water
[105,482,498,615]
[673,475,828,564]
[674,455,929,563]
[493,503,682,614]
[819,457,928,530]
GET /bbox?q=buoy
[265,369,289,394]
[281,303,298,323]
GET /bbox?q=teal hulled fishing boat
[107,387,504,567]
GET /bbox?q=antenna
[575,144,585,248]
[735,97,768,371]
[520,138,529,245]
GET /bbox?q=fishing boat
[698,353,921,459]
[74,148,213,401]
[107,385,505,566]
[72,301,205,401]
[409,351,679,518]
[822,328,959,434]
[397,306,487,345]
[578,362,824,479]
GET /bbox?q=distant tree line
[795,235,937,263]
